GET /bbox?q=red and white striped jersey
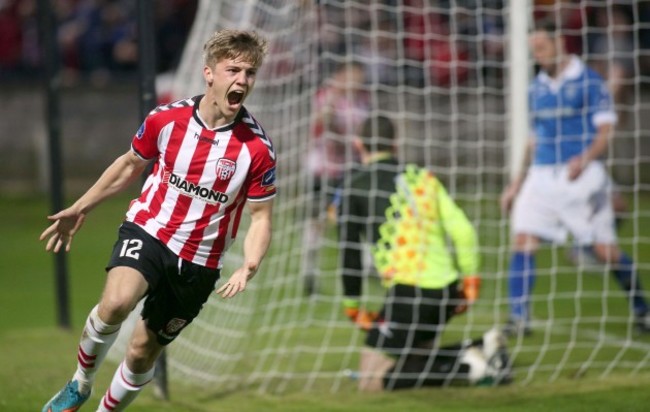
[125,95,277,269]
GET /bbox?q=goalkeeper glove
[344,307,379,331]
[455,275,481,315]
[343,299,378,331]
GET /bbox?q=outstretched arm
[216,198,274,298]
[39,150,150,252]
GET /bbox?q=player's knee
[125,339,162,372]
[592,243,620,264]
[513,234,539,253]
[124,348,158,373]
[98,297,136,323]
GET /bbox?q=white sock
[98,361,155,411]
[72,305,121,394]
[460,347,488,384]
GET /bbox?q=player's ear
[203,66,213,86]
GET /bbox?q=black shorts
[365,282,459,356]
[106,221,221,345]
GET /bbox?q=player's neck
[199,94,237,129]
[547,55,571,79]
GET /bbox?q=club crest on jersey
[216,158,237,180]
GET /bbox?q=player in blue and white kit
[500,20,650,336]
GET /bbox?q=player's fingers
[231,282,246,297]
[217,282,236,298]
[228,283,242,298]
[53,237,64,253]
[65,236,73,252]
[39,221,59,241]
[45,234,58,251]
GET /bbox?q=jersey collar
[538,55,584,90]
[192,94,243,132]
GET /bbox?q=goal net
[110,0,650,392]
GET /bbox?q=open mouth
[227,90,244,105]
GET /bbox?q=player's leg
[43,221,161,412]
[42,266,148,412]
[358,347,396,392]
[78,266,148,387]
[506,233,540,336]
[593,242,650,333]
[95,256,221,409]
[368,283,494,389]
[506,168,565,336]
[566,166,650,333]
[97,319,162,411]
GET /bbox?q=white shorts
[511,162,617,245]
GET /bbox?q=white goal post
[109,0,650,393]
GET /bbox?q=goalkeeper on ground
[337,114,510,391]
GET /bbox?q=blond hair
[203,29,269,68]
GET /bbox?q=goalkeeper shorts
[365,282,458,356]
[106,221,221,345]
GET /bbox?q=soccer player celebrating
[500,20,650,336]
[40,29,276,411]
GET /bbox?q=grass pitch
[1,193,649,411]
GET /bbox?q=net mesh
[109,0,650,393]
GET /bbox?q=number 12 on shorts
[119,239,143,259]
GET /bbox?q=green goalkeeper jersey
[338,157,479,296]
[371,164,479,289]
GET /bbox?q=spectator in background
[154,0,197,73]
[500,20,650,337]
[302,60,369,295]
[589,5,636,126]
[0,0,198,84]
[0,0,23,72]
[337,114,510,391]
[56,0,138,86]
[0,0,39,75]
[354,14,401,87]
[403,0,470,88]
[533,0,588,55]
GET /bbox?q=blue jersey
[529,56,617,165]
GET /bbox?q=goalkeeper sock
[508,252,536,322]
[460,347,488,384]
[98,361,154,412]
[73,305,121,394]
[612,253,649,316]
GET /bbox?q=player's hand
[344,307,379,331]
[455,276,481,315]
[216,262,257,298]
[39,208,86,253]
[567,155,587,181]
[500,182,520,215]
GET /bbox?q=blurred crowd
[2,0,650,92]
[0,0,197,86]
[317,0,650,90]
